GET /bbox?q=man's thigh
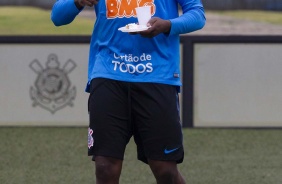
[88,78,132,160]
[131,83,184,164]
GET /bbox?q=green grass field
[0,127,281,184]
[0,6,93,35]
[1,6,282,184]
[1,6,282,35]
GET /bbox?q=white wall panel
[0,44,89,126]
[194,43,282,127]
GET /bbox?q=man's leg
[132,83,185,183]
[95,156,123,184]
[148,160,186,184]
[88,79,132,184]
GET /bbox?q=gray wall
[193,43,282,127]
[1,0,282,10]
[0,41,89,126]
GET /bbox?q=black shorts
[88,78,184,164]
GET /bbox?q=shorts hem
[138,154,184,165]
[89,152,124,161]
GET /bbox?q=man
[51,0,205,183]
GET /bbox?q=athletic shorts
[88,78,184,164]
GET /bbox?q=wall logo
[29,54,77,114]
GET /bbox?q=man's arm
[169,0,206,35]
[51,0,82,26]
[51,0,98,26]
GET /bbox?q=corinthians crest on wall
[29,54,77,114]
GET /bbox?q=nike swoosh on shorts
[164,147,180,154]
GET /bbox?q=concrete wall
[0,40,89,126]
[2,36,282,128]
[193,43,282,127]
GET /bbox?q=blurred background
[1,0,282,10]
[0,0,282,184]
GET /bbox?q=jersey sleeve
[169,0,206,35]
[51,0,83,26]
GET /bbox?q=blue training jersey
[51,0,205,92]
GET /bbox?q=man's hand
[75,0,99,9]
[138,17,171,38]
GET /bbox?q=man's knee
[153,167,176,181]
[149,160,185,184]
[95,156,122,181]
